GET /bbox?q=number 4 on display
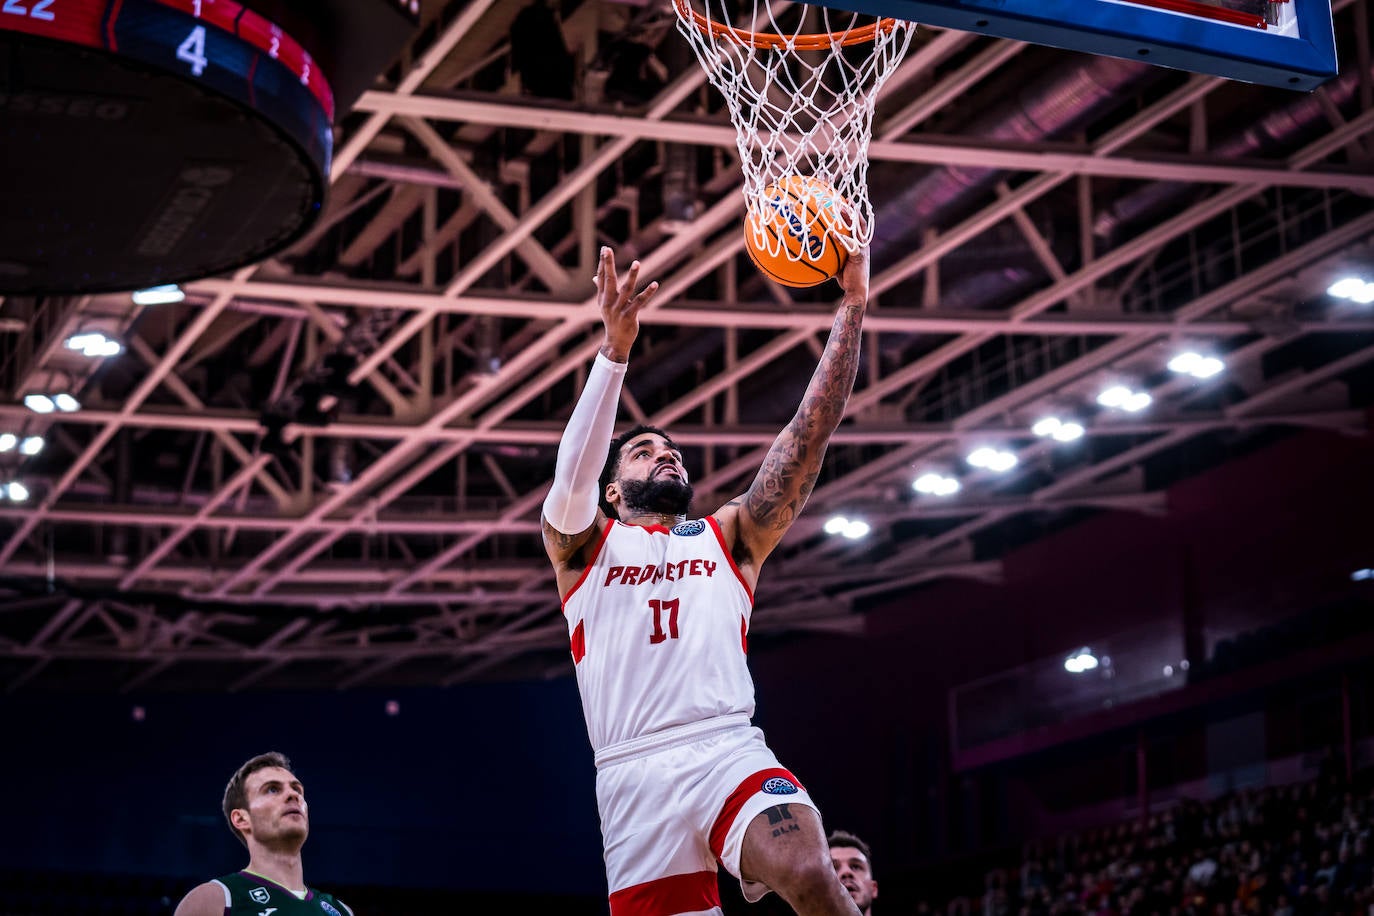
[177,25,208,77]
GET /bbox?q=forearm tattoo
[746,304,864,532]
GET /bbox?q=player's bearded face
[618,475,694,516]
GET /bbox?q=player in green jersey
[174,751,355,916]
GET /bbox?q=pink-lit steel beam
[182,277,1374,338]
[0,265,255,566]
[328,0,497,180]
[351,92,1374,193]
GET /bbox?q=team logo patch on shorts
[762,776,799,795]
[672,520,706,536]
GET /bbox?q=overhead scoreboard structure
[819,0,1339,91]
[0,0,419,295]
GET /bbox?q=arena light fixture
[1032,417,1086,442]
[824,515,871,540]
[967,446,1018,472]
[0,434,14,453]
[1168,351,1226,379]
[1064,647,1099,673]
[52,393,81,413]
[1328,276,1374,303]
[131,284,186,306]
[64,331,124,358]
[19,436,44,456]
[1098,385,1151,412]
[4,481,29,502]
[23,394,54,414]
[841,519,871,540]
[1352,568,1374,581]
[913,472,961,496]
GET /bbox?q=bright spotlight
[19,436,43,456]
[1097,385,1131,408]
[1354,285,1374,305]
[1192,356,1225,379]
[5,481,29,502]
[132,284,185,306]
[1052,422,1085,442]
[0,434,14,453]
[24,394,54,414]
[842,519,871,539]
[1170,351,1225,380]
[65,331,123,359]
[1032,417,1062,437]
[967,447,996,468]
[1168,352,1202,374]
[824,516,849,535]
[53,393,80,412]
[1352,568,1374,582]
[914,473,961,496]
[968,447,1017,472]
[1064,647,1099,673]
[987,451,1018,472]
[1328,277,1367,299]
[1122,392,1153,413]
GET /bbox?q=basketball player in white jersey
[542,245,871,916]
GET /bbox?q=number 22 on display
[2,0,56,22]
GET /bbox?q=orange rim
[673,0,903,51]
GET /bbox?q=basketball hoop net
[672,0,915,256]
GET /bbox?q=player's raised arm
[541,248,659,573]
[728,245,870,567]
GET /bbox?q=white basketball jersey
[563,517,756,755]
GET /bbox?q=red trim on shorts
[708,767,805,861]
[705,515,753,605]
[561,519,615,612]
[570,620,586,664]
[609,870,720,916]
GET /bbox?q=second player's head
[222,751,310,853]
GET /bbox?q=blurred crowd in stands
[919,767,1374,916]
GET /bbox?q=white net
[673,0,915,261]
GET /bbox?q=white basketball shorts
[594,716,819,916]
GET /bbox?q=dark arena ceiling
[2,0,1374,692]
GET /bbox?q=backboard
[819,0,1338,91]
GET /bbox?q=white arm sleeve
[542,352,627,534]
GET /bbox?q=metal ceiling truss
[3,0,1373,691]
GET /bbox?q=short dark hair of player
[599,424,681,517]
[222,751,294,847]
[828,829,873,870]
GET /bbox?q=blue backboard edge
[816,0,1339,91]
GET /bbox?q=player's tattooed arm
[542,516,597,572]
[737,247,869,561]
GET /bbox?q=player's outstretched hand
[596,247,659,362]
[838,243,870,309]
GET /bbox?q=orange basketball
[744,175,855,288]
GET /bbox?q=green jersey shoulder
[212,871,354,916]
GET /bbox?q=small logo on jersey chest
[672,519,706,536]
[762,776,799,795]
[319,902,342,916]
[250,887,271,904]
